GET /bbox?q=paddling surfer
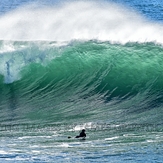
[68,129,86,139]
[75,129,86,138]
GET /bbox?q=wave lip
[0,1,163,44]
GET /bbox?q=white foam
[58,143,70,148]
[105,136,119,141]
[72,122,93,131]
[0,1,162,44]
[0,150,8,154]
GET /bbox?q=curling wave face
[0,41,163,125]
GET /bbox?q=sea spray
[0,1,162,44]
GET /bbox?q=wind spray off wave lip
[0,1,163,44]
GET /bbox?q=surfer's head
[82,129,85,132]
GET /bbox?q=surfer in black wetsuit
[75,129,86,138]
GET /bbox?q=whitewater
[0,1,163,162]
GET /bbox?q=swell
[0,41,163,124]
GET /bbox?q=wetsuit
[75,129,86,138]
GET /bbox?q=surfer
[75,129,86,138]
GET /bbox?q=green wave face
[0,41,163,124]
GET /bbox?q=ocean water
[0,0,163,162]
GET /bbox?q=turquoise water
[0,0,163,162]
